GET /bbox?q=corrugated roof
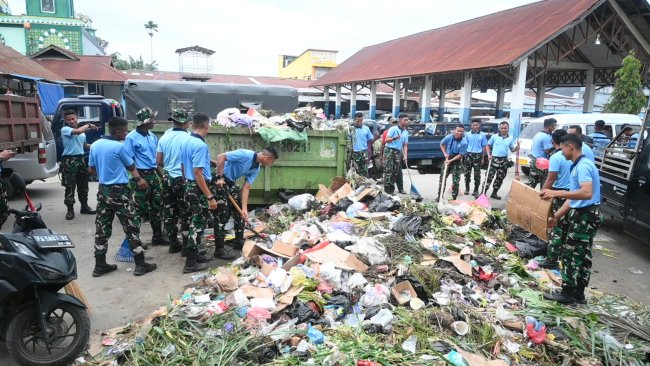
[33,55,126,83]
[313,0,602,86]
[0,43,67,82]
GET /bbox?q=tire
[6,302,90,366]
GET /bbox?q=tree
[110,53,158,71]
[603,51,647,115]
[144,20,158,64]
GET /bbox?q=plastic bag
[496,304,518,323]
[215,268,238,291]
[369,192,399,212]
[246,307,272,327]
[525,316,547,344]
[225,289,250,308]
[317,280,334,294]
[346,202,366,218]
[368,308,394,327]
[288,194,315,211]
[345,238,388,265]
[361,284,389,307]
[290,267,308,287]
[268,203,290,216]
[307,325,325,345]
[445,350,467,366]
[289,301,321,323]
[514,239,548,258]
[392,215,432,237]
[402,335,418,354]
[336,197,354,211]
[346,272,368,290]
[320,262,343,290]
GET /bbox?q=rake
[478,157,494,201]
[114,237,134,263]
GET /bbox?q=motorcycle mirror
[9,172,26,193]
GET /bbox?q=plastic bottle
[135,322,153,345]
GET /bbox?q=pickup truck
[599,111,650,244]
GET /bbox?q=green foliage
[111,53,158,71]
[603,51,647,114]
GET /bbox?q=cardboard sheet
[305,243,368,272]
[441,247,473,276]
[240,284,275,299]
[506,180,552,241]
[329,183,353,204]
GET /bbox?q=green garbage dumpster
[151,125,348,205]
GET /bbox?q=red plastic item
[535,157,550,170]
[526,322,547,344]
[505,241,518,253]
[317,280,333,294]
[357,361,381,366]
[299,241,330,264]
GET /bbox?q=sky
[9,0,539,76]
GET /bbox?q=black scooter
[0,173,90,366]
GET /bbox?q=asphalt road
[0,170,648,365]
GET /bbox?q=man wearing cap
[60,109,97,220]
[463,119,488,197]
[213,147,278,258]
[157,109,192,254]
[350,112,375,177]
[181,113,215,273]
[383,113,410,194]
[439,124,468,200]
[122,107,170,247]
[88,117,157,277]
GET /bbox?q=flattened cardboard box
[507,180,552,241]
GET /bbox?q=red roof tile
[312,0,601,86]
[33,57,126,83]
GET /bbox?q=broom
[114,237,134,263]
[438,160,449,202]
[406,168,422,197]
[478,158,493,200]
[64,281,93,314]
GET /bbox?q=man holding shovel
[438,124,468,200]
[213,147,278,258]
[484,121,520,200]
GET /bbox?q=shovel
[478,158,493,200]
[438,160,449,202]
[223,190,272,245]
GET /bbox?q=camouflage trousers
[211,180,244,243]
[464,153,483,191]
[129,171,163,231]
[0,178,8,229]
[60,156,89,206]
[528,156,548,189]
[547,196,568,262]
[561,206,603,289]
[162,173,189,242]
[485,157,509,194]
[438,159,463,199]
[185,181,210,251]
[94,184,143,256]
[383,148,403,194]
[352,150,369,177]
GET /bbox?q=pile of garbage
[214,106,350,134]
[84,177,650,366]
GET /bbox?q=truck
[599,111,650,244]
[0,95,58,192]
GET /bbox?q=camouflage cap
[168,108,190,123]
[135,107,157,126]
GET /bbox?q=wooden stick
[64,280,92,314]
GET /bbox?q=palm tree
[144,20,158,64]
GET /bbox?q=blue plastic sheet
[37,81,64,115]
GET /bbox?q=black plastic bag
[278,189,296,203]
[514,239,548,258]
[325,293,352,310]
[369,192,399,212]
[336,198,353,211]
[289,301,320,323]
[392,215,432,237]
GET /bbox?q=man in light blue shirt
[123,107,169,247]
[541,133,603,305]
[567,125,595,162]
[382,113,409,194]
[88,117,156,278]
[588,120,610,158]
[181,113,216,273]
[623,126,639,149]
[484,121,519,200]
[350,112,375,177]
[60,109,97,220]
[156,109,191,254]
[213,147,278,257]
[463,119,488,196]
[529,118,557,189]
[439,124,468,200]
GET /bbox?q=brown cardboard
[271,241,300,257]
[329,183,353,204]
[240,284,275,299]
[441,247,473,276]
[315,184,334,203]
[355,187,379,201]
[243,240,291,259]
[507,180,552,241]
[391,281,417,305]
[305,244,369,272]
[278,286,304,304]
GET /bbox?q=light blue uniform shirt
[569,156,600,208]
[589,132,610,157]
[157,128,191,178]
[582,143,595,162]
[385,126,409,151]
[488,134,516,158]
[182,133,211,181]
[531,131,553,158]
[88,136,133,185]
[440,134,468,155]
[465,131,487,153]
[122,129,158,169]
[549,150,571,190]
[352,125,374,152]
[628,133,639,148]
[61,126,86,156]
[224,149,261,185]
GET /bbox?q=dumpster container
[151,125,347,205]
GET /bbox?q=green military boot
[92,255,118,277]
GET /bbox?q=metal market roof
[0,43,67,83]
[175,45,215,55]
[312,0,603,86]
[30,45,126,83]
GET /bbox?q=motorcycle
[0,173,90,366]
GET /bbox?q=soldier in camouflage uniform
[157,109,192,254]
[439,125,468,200]
[463,120,487,196]
[382,114,410,194]
[0,149,17,229]
[528,118,557,189]
[88,117,157,277]
[123,107,170,247]
[484,121,519,200]
[541,133,603,305]
[350,112,375,177]
[180,113,215,273]
[60,109,97,220]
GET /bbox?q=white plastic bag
[368,308,394,327]
[319,262,343,290]
[360,284,389,307]
[345,238,388,265]
[288,194,315,211]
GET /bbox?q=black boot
[472,186,480,197]
[168,237,182,254]
[538,258,559,269]
[183,249,209,273]
[80,203,96,215]
[181,235,189,257]
[92,255,118,277]
[490,192,502,200]
[574,285,587,304]
[464,185,470,195]
[151,227,171,246]
[544,286,575,304]
[66,205,75,220]
[214,237,237,260]
[133,253,157,276]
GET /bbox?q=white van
[517,113,642,174]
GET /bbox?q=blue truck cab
[51,95,124,162]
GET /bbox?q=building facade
[278,49,337,80]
